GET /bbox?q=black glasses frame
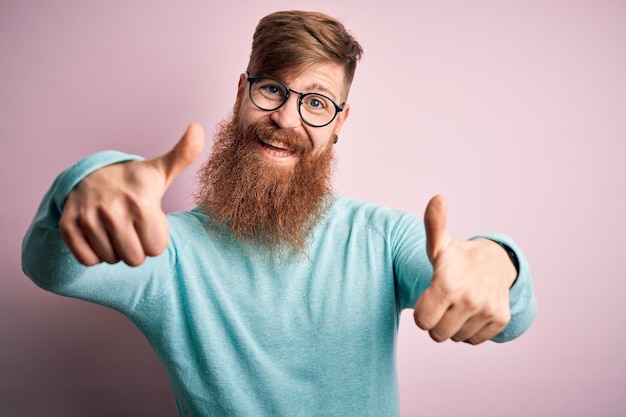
[247,75,344,128]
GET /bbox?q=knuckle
[414,315,432,331]
[74,208,98,231]
[429,329,447,343]
[128,194,152,217]
[98,198,127,222]
[144,241,168,257]
[482,297,509,322]
[58,218,73,242]
[413,305,436,330]
[435,281,454,299]
[480,302,498,319]
[124,253,146,267]
[81,256,101,267]
[459,292,481,311]
[466,337,483,346]
[492,311,511,330]
[142,219,170,257]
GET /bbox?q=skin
[59,61,516,344]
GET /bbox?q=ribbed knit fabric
[22,151,537,417]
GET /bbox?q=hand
[413,195,517,344]
[59,124,205,266]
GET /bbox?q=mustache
[248,122,313,157]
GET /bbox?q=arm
[413,195,537,344]
[22,124,205,293]
[21,151,142,292]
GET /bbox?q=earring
[333,134,339,144]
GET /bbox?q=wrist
[498,242,519,288]
[471,238,519,289]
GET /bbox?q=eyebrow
[294,81,339,102]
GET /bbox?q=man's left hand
[413,195,517,345]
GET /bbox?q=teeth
[264,146,291,157]
[265,140,287,150]
[261,140,293,157]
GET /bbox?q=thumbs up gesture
[59,124,205,266]
[413,195,518,344]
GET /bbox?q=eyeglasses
[247,75,344,128]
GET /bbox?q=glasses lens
[250,78,288,111]
[299,93,337,127]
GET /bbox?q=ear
[332,103,350,137]
[237,73,246,92]
[233,73,247,111]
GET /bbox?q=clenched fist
[414,195,518,344]
[59,124,205,266]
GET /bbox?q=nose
[270,94,301,129]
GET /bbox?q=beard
[194,113,336,257]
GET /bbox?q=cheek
[310,130,335,154]
[237,107,259,130]
[238,99,273,130]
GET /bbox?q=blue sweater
[22,151,537,417]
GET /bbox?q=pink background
[2,1,625,416]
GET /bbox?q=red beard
[194,114,335,257]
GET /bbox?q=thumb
[424,194,452,262]
[152,123,205,189]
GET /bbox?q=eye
[266,85,281,95]
[257,80,286,98]
[309,98,322,108]
[303,94,329,111]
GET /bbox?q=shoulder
[166,208,209,240]
[326,195,424,239]
[165,207,239,254]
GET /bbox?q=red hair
[246,10,363,97]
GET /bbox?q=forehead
[280,61,348,102]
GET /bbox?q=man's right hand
[59,124,205,266]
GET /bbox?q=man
[22,10,536,417]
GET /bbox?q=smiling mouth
[260,139,295,158]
